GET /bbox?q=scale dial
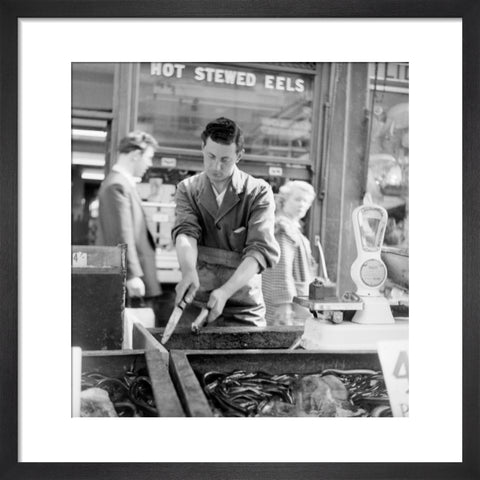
[359,258,387,287]
[351,203,389,295]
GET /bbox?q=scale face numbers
[360,259,387,287]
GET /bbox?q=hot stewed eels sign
[150,63,306,93]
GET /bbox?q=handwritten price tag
[377,340,409,417]
[72,252,87,267]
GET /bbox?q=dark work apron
[190,245,266,326]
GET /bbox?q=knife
[161,298,187,344]
[191,307,210,334]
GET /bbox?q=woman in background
[262,181,316,325]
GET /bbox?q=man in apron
[171,117,280,326]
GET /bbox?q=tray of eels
[169,350,392,417]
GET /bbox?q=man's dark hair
[118,131,159,154]
[201,117,244,153]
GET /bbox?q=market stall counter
[137,324,304,351]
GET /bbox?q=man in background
[97,131,162,304]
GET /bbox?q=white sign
[377,340,409,417]
[72,252,87,267]
[150,63,306,93]
[268,166,283,177]
[150,62,186,78]
[160,157,177,168]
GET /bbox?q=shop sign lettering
[194,67,257,87]
[150,63,186,78]
[150,63,306,93]
[378,62,409,82]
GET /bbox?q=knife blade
[161,298,187,344]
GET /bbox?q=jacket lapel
[215,184,240,224]
[215,167,244,224]
[131,184,143,206]
[198,175,219,220]
[110,171,156,246]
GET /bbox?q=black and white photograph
[3,10,475,479]
[71,61,410,420]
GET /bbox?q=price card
[72,251,87,267]
[268,166,283,177]
[160,157,177,168]
[377,340,409,417]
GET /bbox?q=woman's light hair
[276,180,316,211]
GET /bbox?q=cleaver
[161,298,187,344]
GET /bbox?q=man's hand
[126,276,145,298]
[206,287,230,323]
[175,269,200,305]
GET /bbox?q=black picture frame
[1,1,478,479]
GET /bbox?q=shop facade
[72,62,408,293]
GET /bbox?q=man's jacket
[97,171,160,297]
[172,167,280,325]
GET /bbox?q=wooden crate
[169,350,381,417]
[145,325,304,351]
[82,349,184,417]
[72,245,126,350]
[131,323,169,365]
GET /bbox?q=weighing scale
[350,202,395,324]
[294,199,407,351]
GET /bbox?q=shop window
[366,63,409,248]
[137,63,314,162]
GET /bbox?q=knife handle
[191,308,210,334]
[177,299,187,311]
